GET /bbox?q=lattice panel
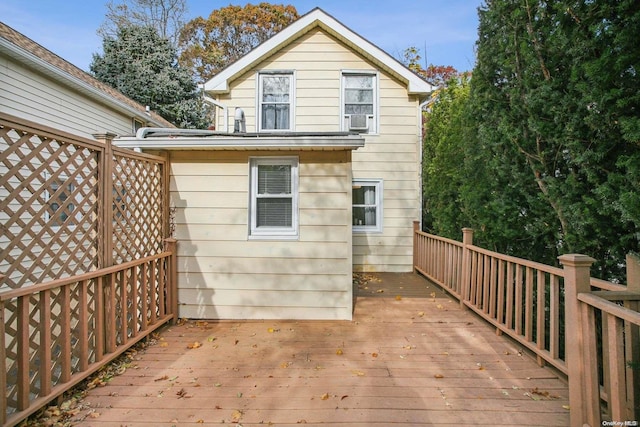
[0,125,100,289]
[111,154,165,264]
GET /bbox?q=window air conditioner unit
[347,114,369,131]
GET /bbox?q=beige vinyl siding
[171,150,353,320]
[215,28,422,272]
[0,53,136,139]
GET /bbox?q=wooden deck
[72,273,570,426]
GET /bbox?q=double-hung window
[258,72,294,131]
[342,72,377,133]
[352,179,383,233]
[249,157,299,238]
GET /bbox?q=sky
[0,0,483,73]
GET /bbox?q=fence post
[413,221,420,273]
[92,132,117,269]
[460,228,474,308]
[625,253,640,419]
[164,238,178,323]
[559,253,597,427]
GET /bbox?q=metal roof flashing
[113,128,366,151]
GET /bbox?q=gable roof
[204,8,434,96]
[0,21,175,128]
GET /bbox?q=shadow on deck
[73,273,570,426]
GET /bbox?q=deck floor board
[73,273,569,426]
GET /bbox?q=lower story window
[353,179,383,232]
[250,157,299,238]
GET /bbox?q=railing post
[413,221,420,273]
[164,238,178,323]
[460,228,474,308]
[625,253,640,418]
[559,253,597,427]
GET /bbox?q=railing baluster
[525,267,534,341]
[61,285,71,382]
[606,313,627,421]
[549,274,560,360]
[78,279,89,372]
[120,269,129,346]
[506,262,514,331]
[536,271,546,366]
[515,265,523,336]
[17,296,29,411]
[39,289,52,396]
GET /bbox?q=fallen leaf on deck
[207,336,216,342]
[187,341,202,349]
[376,289,384,293]
[176,388,191,399]
[88,412,100,418]
[436,304,444,309]
[154,375,169,382]
[297,420,307,424]
[351,370,365,376]
[159,342,169,347]
[341,395,349,400]
[321,393,329,400]
[371,352,378,358]
[280,361,292,368]
[418,311,425,317]
[231,409,243,422]
[562,405,570,410]
[336,349,343,355]
[395,295,402,300]
[197,420,204,424]
[434,374,444,379]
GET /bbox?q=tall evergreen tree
[467,0,640,278]
[91,25,209,128]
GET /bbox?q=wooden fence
[0,114,176,426]
[413,223,639,427]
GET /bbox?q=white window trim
[341,70,379,135]
[257,70,295,132]
[352,179,383,233]
[249,156,299,239]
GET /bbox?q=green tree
[467,0,640,278]
[91,25,209,128]
[178,3,299,83]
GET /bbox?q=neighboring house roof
[0,21,175,128]
[204,7,434,96]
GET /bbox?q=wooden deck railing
[413,223,639,426]
[0,239,178,427]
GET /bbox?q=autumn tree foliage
[401,47,459,87]
[178,3,299,83]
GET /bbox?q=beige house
[114,8,433,320]
[0,21,173,140]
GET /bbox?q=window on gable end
[258,72,294,131]
[342,72,377,134]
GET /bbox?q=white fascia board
[204,8,433,95]
[0,38,168,127]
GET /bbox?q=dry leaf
[562,405,570,410]
[395,295,402,300]
[321,393,329,400]
[434,374,444,379]
[341,395,349,400]
[88,412,100,419]
[197,420,204,424]
[371,353,378,358]
[154,375,169,382]
[376,289,384,293]
[297,420,307,424]
[351,370,365,376]
[159,342,169,347]
[436,304,444,309]
[418,311,425,317]
[231,409,243,422]
[336,349,343,355]
[187,341,202,349]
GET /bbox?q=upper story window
[258,72,294,131]
[249,157,299,239]
[342,72,377,134]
